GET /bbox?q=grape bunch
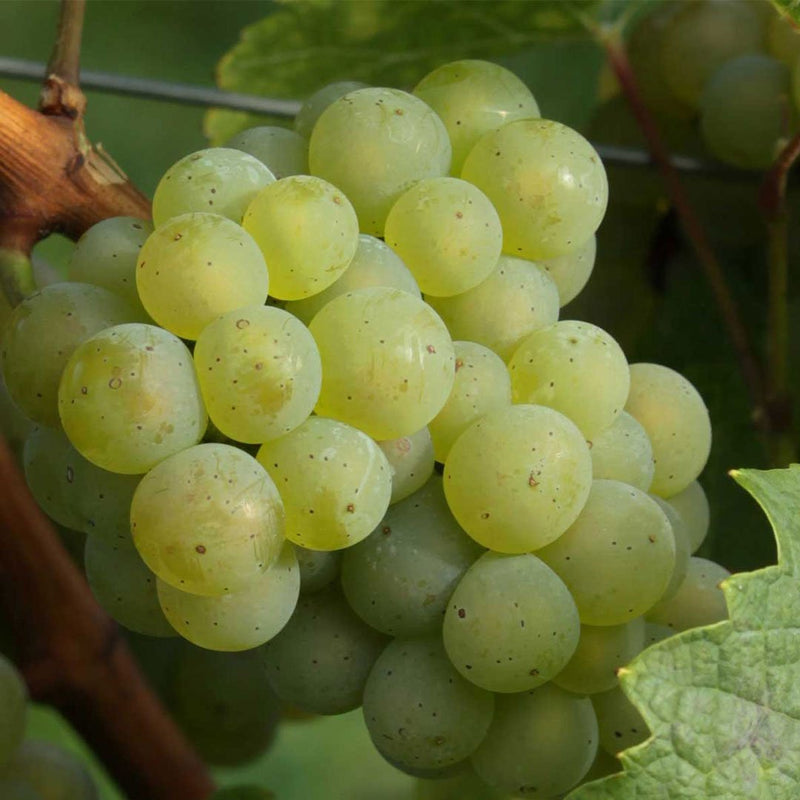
[1,58,733,798]
[627,0,799,170]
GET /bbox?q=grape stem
[40,0,87,119]
[0,437,217,799]
[599,29,769,435]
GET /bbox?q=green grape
[309,287,455,440]
[592,685,649,756]
[256,416,392,550]
[0,777,42,799]
[157,542,299,651]
[582,748,622,783]
[767,8,800,68]
[429,341,512,463]
[308,87,451,235]
[1,282,142,427]
[443,405,592,553]
[425,255,560,362]
[651,495,691,603]
[659,0,767,109]
[136,212,269,340]
[666,480,710,554]
[539,235,596,307]
[294,80,369,139]
[341,475,484,637]
[132,443,284,596]
[123,631,185,700]
[0,741,98,800]
[0,653,27,767]
[225,126,308,178]
[152,147,275,226]
[461,119,608,261]
[509,320,630,440]
[443,551,580,693]
[470,683,598,797]
[68,216,153,316]
[626,2,694,119]
[625,363,712,498]
[210,787,274,800]
[58,323,207,475]
[384,177,502,297]
[589,410,655,492]
[415,766,507,800]
[194,305,321,444]
[376,426,435,504]
[261,585,388,714]
[552,618,645,695]
[23,427,139,542]
[242,175,359,300]
[644,622,674,647]
[0,369,34,458]
[537,480,676,626]
[293,544,341,594]
[413,59,540,175]
[284,233,420,325]
[84,535,175,637]
[701,55,793,169]
[168,647,281,766]
[646,556,730,632]
[362,637,494,773]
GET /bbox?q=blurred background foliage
[2,0,798,797]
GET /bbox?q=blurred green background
[1,1,796,798]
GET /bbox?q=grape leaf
[204,0,598,144]
[569,465,800,799]
[772,0,800,25]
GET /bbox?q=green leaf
[205,0,598,144]
[772,0,800,25]
[569,465,800,800]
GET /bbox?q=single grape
[256,416,392,550]
[625,363,712,498]
[294,80,369,139]
[0,741,99,800]
[666,480,710,554]
[767,7,800,68]
[2,282,142,427]
[539,235,597,307]
[225,126,308,178]
[284,233,420,325]
[194,305,321,444]
[537,480,676,626]
[442,551,580,693]
[341,475,484,637]
[470,683,598,797]
[309,287,455,440]
[461,119,608,260]
[309,87,451,235]
[644,622,674,647]
[362,637,494,773]
[58,323,207,474]
[425,255,560,361]
[152,147,275,226]
[157,541,299,651]
[261,585,388,714]
[413,59,540,175]
[650,494,691,604]
[0,653,27,768]
[552,618,645,695]
[443,405,592,553]
[293,544,341,594]
[84,535,175,638]
[509,320,630,440]
[210,788,274,800]
[376,426,435,504]
[646,556,730,632]
[701,55,793,169]
[24,427,140,542]
[384,177,502,297]
[592,685,649,756]
[168,647,281,766]
[136,212,269,340]
[429,341,512,463]
[131,443,285,596]
[414,766,504,800]
[242,175,359,300]
[68,216,153,316]
[589,410,655,492]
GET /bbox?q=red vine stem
[603,33,768,428]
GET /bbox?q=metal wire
[0,56,747,178]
